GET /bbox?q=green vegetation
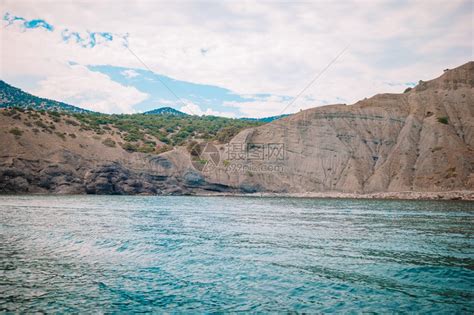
[197,159,208,165]
[48,111,61,122]
[215,126,241,143]
[437,116,449,124]
[34,120,49,129]
[102,138,116,147]
[2,107,17,116]
[121,142,138,152]
[71,112,263,146]
[137,143,155,153]
[1,106,264,156]
[0,81,273,157]
[186,140,202,156]
[65,118,79,126]
[0,80,90,113]
[9,127,23,137]
[155,144,173,154]
[55,132,66,140]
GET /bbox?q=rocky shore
[198,190,474,201]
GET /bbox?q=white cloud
[1,0,472,115]
[225,95,318,118]
[33,65,149,113]
[121,69,139,79]
[180,101,236,118]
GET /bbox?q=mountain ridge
[240,114,289,123]
[143,107,188,116]
[0,80,92,113]
[0,80,290,120]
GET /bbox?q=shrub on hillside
[55,132,66,140]
[437,117,449,125]
[155,144,173,154]
[215,126,240,143]
[65,118,79,126]
[34,120,48,129]
[9,127,23,137]
[121,142,138,152]
[102,138,116,147]
[137,144,155,153]
[186,140,202,157]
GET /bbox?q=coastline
[1,190,473,201]
[196,190,474,201]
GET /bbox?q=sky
[1,0,472,118]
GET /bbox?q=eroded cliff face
[201,62,474,193]
[1,62,473,195]
[0,107,232,194]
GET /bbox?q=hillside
[0,62,473,198]
[144,106,288,122]
[197,61,474,195]
[240,114,289,123]
[0,80,265,147]
[144,107,188,116]
[0,106,264,194]
[0,80,92,113]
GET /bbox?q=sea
[1,195,473,312]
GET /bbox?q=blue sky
[87,64,260,116]
[1,1,472,117]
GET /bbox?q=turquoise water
[1,196,473,313]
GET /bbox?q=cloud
[3,11,128,48]
[32,65,149,113]
[3,12,54,31]
[224,95,308,118]
[61,29,115,48]
[2,0,472,116]
[120,69,140,79]
[180,101,236,118]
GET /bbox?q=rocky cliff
[1,62,473,197]
[201,61,474,194]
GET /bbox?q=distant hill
[143,107,188,116]
[143,106,290,122]
[240,114,289,123]
[0,80,289,121]
[0,80,92,113]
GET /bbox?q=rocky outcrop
[0,157,234,195]
[199,62,474,194]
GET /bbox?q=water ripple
[1,195,473,312]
